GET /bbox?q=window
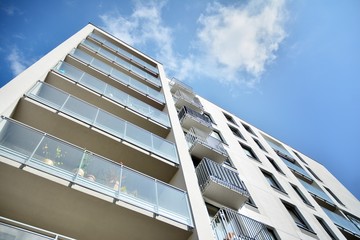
[324,187,345,206]
[223,112,237,125]
[315,216,338,240]
[253,138,266,151]
[203,112,215,124]
[211,130,225,143]
[241,123,257,136]
[293,151,307,164]
[267,157,284,174]
[347,214,360,231]
[306,167,322,182]
[262,170,285,192]
[228,125,245,140]
[266,227,280,240]
[224,158,236,168]
[282,201,313,232]
[246,195,257,208]
[291,184,312,206]
[240,143,259,161]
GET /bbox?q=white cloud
[100,0,287,88]
[99,1,178,70]
[194,0,287,86]
[6,47,28,76]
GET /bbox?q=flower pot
[86,174,96,182]
[73,168,85,177]
[43,158,54,166]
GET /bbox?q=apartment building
[0,24,359,240]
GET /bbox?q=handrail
[69,48,165,103]
[89,32,159,74]
[178,106,211,127]
[0,117,193,227]
[26,82,178,164]
[174,90,203,109]
[211,208,272,240]
[185,128,227,156]
[196,158,249,196]
[54,61,170,127]
[81,39,160,87]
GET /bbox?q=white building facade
[0,24,359,240]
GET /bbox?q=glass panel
[125,123,152,150]
[323,208,360,235]
[94,110,125,139]
[300,179,334,204]
[157,182,191,225]
[32,135,83,177]
[121,168,156,211]
[0,121,43,163]
[104,85,128,105]
[91,58,112,73]
[29,83,68,109]
[79,74,106,94]
[57,61,83,80]
[62,96,97,123]
[152,136,178,164]
[0,222,52,240]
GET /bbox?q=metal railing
[26,82,178,164]
[299,179,335,205]
[185,128,228,157]
[54,61,170,127]
[196,158,249,196]
[178,106,212,128]
[173,90,203,110]
[69,48,164,103]
[211,208,272,240]
[81,39,160,86]
[89,32,159,74]
[0,118,193,227]
[322,208,360,237]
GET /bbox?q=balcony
[178,106,212,134]
[185,128,228,163]
[196,158,249,210]
[281,159,313,181]
[0,118,193,240]
[26,82,178,165]
[211,208,273,240]
[53,61,170,129]
[173,90,203,113]
[89,32,159,74]
[299,179,335,207]
[169,78,193,94]
[322,208,360,238]
[69,48,165,104]
[81,39,161,87]
[0,217,75,240]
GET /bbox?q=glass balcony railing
[196,158,249,196]
[173,90,203,110]
[26,82,178,164]
[178,106,212,128]
[0,118,193,227]
[81,39,160,87]
[169,78,193,93]
[282,159,313,180]
[69,48,165,103]
[185,128,228,157]
[54,61,170,127]
[211,208,273,240]
[0,217,75,240]
[299,179,335,205]
[89,33,159,74]
[322,208,360,237]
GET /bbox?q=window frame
[324,186,345,206]
[267,157,284,174]
[315,216,338,240]
[291,183,313,206]
[261,169,286,193]
[228,124,245,140]
[223,112,238,126]
[282,201,314,233]
[241,122,257,136]
[240,143,259,161]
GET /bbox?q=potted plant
[42,144,65,167]
[73,152,92,177]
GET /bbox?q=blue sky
[1,0,359,200]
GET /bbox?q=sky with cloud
[0,0,360,200]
